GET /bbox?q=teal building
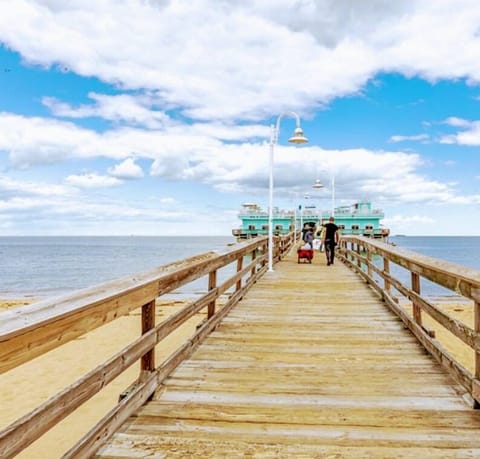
[232,201,389,241]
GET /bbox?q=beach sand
[0,296,476,458]
[0,297,207,459]
[399,297,475,374]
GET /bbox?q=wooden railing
[0,233,296,458]
[338,236,480,408]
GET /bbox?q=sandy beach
[0,296,476,458]
[0,297,206,459]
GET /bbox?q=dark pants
[325,239,335,264]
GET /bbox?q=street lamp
[312,173,335,217]
[268,112,308,272]
[311,179,324,223]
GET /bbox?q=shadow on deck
[97,250,480,458]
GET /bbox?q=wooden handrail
[0,233,296,459]
[338,236,480,408]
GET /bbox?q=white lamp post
[293,196,297,244]
[312,179,324,224]
[312,173,335,217]
[268,112,308,272]
[301,193,312,236]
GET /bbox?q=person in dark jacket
[322,216,339,265]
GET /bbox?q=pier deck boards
[96,251,480,458]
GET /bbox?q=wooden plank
[96,250,480,458]
[362,258,478,351]
[68,261,266,457]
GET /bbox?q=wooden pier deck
[97,251,480,458]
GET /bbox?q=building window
[352,225,359,230]
[275,224,283,231]
[338,224,345,230]
[248,225,256,230]
[365,225,373,230]
[262,224,269,230]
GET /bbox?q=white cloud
[43,93,172,129]
[1,1,480,236]
[65,173,122,188]
[0,113,267,168]
[108,158,144,179]
[439,119,480,146]
[1,109,476,207]
[385,214,436,225]
[1,1,480,122]
[389,134,429,143]
[0,174,74,198]
[443,117,472,128]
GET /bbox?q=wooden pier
[1,234,480,458]
[96,250,480,458]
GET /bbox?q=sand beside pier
[0,296,476,458]
[0,297,205,459]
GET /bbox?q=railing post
[356,243,361,268]
[236,256,243,292]
[411,272,422,326]
[208,270,217,318]
[367,249,372,278]
[141,299,156,374]
[383,258,391,293]
[251,248,257,276]
[273,235,278,263]
[261,241,267,268]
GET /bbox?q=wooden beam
[141,300,156,373]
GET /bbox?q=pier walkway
[96,250,480,458]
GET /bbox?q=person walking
[322,216,339,265]
[316,223,326,252]
[303,227,314,248]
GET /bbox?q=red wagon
[297,248,314,263]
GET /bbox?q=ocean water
[389,236,480,271]
[0,236,478,300]
[0,236,236,299]
[382,236,480,298]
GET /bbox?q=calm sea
[0,236,236,299]
[383,236,480,298]
[0,235,478,300]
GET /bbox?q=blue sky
[0,1,479,236]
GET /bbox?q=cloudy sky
[0,0,479,236]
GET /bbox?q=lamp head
[312,179,324,189]
[288,127,308,144]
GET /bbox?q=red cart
[297,248,314,263]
